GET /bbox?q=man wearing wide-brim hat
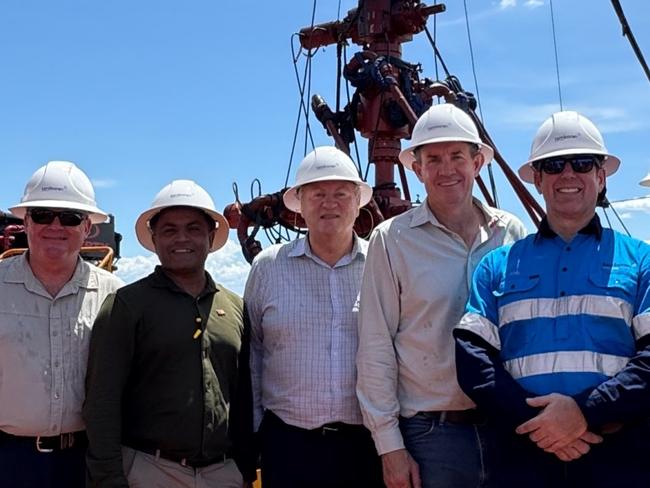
[244,146,384,487]
[0,161,123,488]
[83,179,256,488]
[455,110,650,487]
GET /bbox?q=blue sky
[1,0,649,293]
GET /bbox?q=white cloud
[524,0,544,8]
[499,0,517,8]
[609,196,650,214]
[494,102,647,134]
[92,178,118,188]
[114,239,251,295]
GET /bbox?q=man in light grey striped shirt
[244,146,384,488]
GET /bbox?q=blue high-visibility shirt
[457,216,650,398]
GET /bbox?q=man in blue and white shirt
[454,111,650,487]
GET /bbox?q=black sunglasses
[533,156,603,175]
[28,209,88,227]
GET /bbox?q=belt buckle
[36,436,54,453]
[321,425,339,435]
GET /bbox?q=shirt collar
[537,214,602,240]
[4,253,98,297]
[409,197,509,231]
[288,234,366,267]
[150,265,218,296]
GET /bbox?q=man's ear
[473,152,484,177]
[533,170,543,194]
[597,167,606,193]
[412,161,424,183]
[81,218,93,240]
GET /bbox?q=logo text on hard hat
[315,164,338,170]
[555,134,580,142]
[42,185,66,192]
[170,192,193,198]
[427,123,450,131]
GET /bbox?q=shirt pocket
[588,263,638,300]
[494,274,541,348]
[69,315,92,396]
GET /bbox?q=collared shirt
[457,215,650,396]
[245,234,367,431]
[83,266,255,487]
[0,253,123,436]
[357,199,527,454]
[454,215,650,429]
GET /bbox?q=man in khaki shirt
[0,161,123,488]
[357,104,526,488]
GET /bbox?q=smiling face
[150,206,215,276]
[24,207,92,267]
[298,180,360,239]
[412,141,483,211]
[534,156,605,231]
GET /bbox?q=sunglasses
[533,156,603,175]
[28,209,88,227]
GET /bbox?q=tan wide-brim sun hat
[135,179,229,253]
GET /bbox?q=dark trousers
[489,419,650,488]
[260,410,385,488]
[0,432,87,488]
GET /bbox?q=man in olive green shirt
[83,180,255,488]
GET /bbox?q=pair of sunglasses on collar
[28,208,88,226]
[533,155,604,175]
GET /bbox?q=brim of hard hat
[135,205,230,253]
[518,149,621,184]
[398,138,494,171]
[9,200,109,224]
[283,176,373,213]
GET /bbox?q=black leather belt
[0,430,86,452]
[265,410,368,437]
[419,409,485,425]
[124,443,228,468]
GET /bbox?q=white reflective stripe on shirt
[498,294,633,328]
[632,314,650,340]
[456,312,501,350]
[504,350,629,379]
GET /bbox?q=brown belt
[418,409,486,425]
[0,430,86,452]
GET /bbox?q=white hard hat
[10,160,108,224]
[398,103,494,170]
[640,172,650,188]
[518,111,621,184]
[283,146,373,213]
[135,179,229,253]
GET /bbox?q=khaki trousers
[122,446,244,488]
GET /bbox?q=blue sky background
[1,0,649,294]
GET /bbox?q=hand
[242,483,253,488]
[515,393,588,450]
[552,431,603,462]
[381,449,422,488]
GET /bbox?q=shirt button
[565,246,572,251]
[52,331,58,337]
[54,393,60,399]
[54,361,60,368]
[559,291,566,297]
[562,267,568,272]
